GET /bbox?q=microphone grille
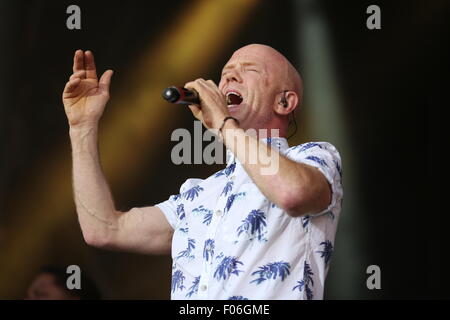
[162,86,181,103]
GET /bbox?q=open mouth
[226,91,243,106]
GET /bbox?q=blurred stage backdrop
[0,0,447,299]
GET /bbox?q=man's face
[25,273,77,300]
[219,46,284,131]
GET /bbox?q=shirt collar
[226,137,289,166]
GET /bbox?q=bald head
[231,44,303,106]
[219,44,303,136]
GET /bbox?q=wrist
[219,116,240,144]
[69,121,98,133]
[69,122,99,141]
[221,117,239,131]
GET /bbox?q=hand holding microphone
[162,80,238,131]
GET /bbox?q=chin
[227,102,248,116]
[227,105,241,114]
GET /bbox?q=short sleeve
[155,178,204,230]
[286,142,343,217]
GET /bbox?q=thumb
[99,70,113,94]
[188,104,202,119]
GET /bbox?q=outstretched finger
[84,50,98,80]
[99,70,114,95]
[73,50,84,74]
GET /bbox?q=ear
[274,91,298,116]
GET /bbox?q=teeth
[226,91,243,105]
[226,91,242,98]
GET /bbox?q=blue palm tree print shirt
[156,138,343,300]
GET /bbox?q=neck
[245,117,287,139]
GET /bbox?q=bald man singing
[62,44,343,300]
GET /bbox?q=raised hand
[62,50,113,128]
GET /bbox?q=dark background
[0,0,448,299]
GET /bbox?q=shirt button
[200,285,207,291]
[230,175,236,181]
[215,210,222,217]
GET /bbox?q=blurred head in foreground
[25,265,101,300]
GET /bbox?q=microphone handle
[162,86,200,105]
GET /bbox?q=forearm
[70,124,119,244]
[221,122,325,216]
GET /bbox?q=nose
[223,69,242,84]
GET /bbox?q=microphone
[162,86,200,105]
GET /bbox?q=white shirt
[156,138,343,300]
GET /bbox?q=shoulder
[287,141,340,155]
[179,178,204,194]
[288,142,344,216]
[286,142,341,164]
[286,141,343,180]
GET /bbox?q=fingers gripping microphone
[162,86,200,105]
